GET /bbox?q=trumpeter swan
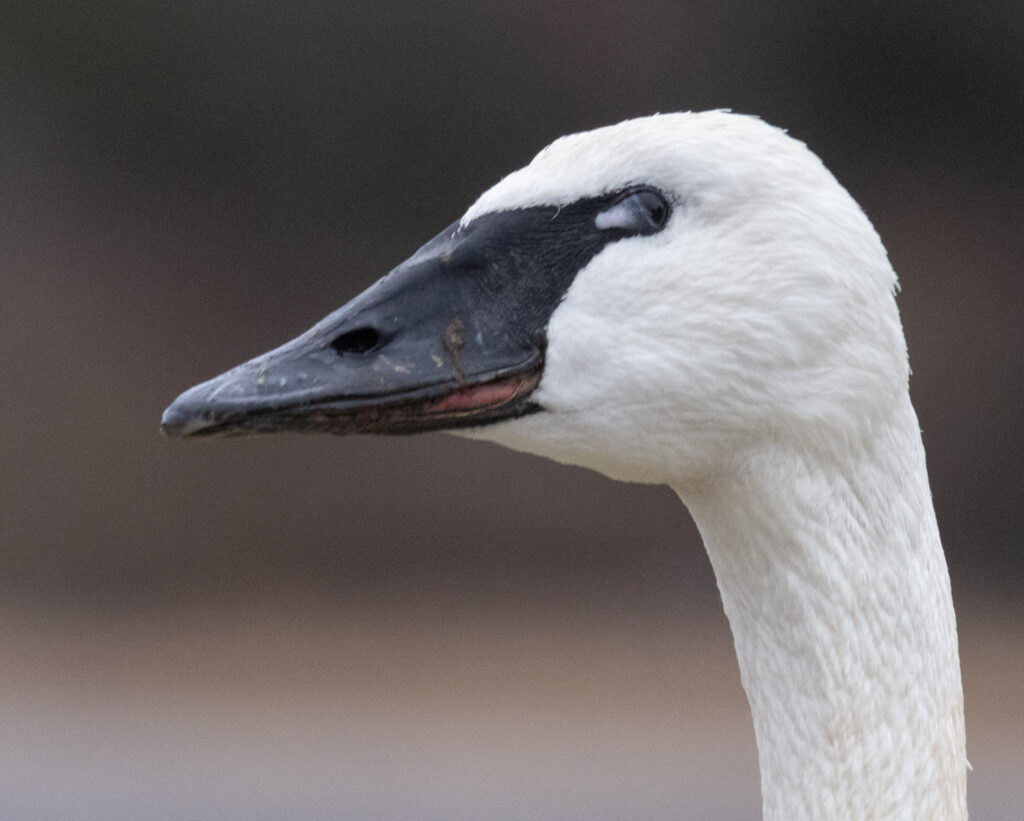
[162,111,968,820]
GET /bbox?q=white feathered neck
[687,394,964,818]
[461,112,968,820]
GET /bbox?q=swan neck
[680,397,967,820]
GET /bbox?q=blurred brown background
[2,2,1022,819]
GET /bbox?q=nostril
[330,326,381,355]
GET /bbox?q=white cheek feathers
[465,110,908,481]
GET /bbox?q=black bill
[160,191,639,439]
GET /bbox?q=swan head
[162,112,908,485]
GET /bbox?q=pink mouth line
[426,372,540,415]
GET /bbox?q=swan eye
[595,189,670,236]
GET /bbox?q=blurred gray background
[2,2,1022,819]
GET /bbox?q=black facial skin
[160,187,670,438]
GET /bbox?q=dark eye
[595,188,670,235]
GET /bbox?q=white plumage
[460,112,968,820]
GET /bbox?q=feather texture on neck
[683,393,966,820]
